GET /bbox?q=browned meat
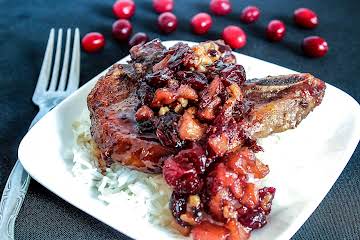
[88,69,325,174]
[244,73,326,138]
[87,64,174,173]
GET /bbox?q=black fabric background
[0,0,359,239]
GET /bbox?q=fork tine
[58,28,71,91]
[32,29,55,100]
[48,29,63,91]
[66,28,80,93]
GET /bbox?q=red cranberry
[266,20,286,41]
[153,0,174,13]
[155,113,185,148]
[163,144,207,194]
[176,71,208,90]
[222,25,247,49]
[113,0,136,19]
[301,36,328,58]
[210,0,232,16]
[129,32,149,47]
[191,13,212,35]
[240,6,260,24]
[158,12,177,33]
[170,192,189,227]
[163,158,203,194]
[239,209,267,229]
[81,32,105,53]
[112,19,133,41]
[294,8,318,29]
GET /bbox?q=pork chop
[87,64,174,173]
[244,73,326,138]
[87,40,325,174]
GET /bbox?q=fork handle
[30,104,53,127]
[0,161,30,240]
[0,107,51,240]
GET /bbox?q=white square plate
[18,41,360,240]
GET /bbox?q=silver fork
[0,28,80,240]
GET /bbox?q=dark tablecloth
[0,0,359,239]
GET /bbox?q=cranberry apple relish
[87,39,325,240]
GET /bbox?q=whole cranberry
[129,32,149,47]
[191,13,212,35]
[266,20,286,41]
[158,12,177,33]
[294,8,318,29]
[210,0,232,16]
[81,32,105,53]
[153,0,174,13]
[222,25,247,49]
[112,19,133,41]
[301,36,328,58]
[240,6,260,24]
[163,158,203,194]
[113,0,136,19]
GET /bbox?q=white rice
[71,111,175,230]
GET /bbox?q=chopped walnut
[159,106,170,116]
[190,41,221,72]
[178,98,189,108]
[174,103,183,113]
[174,98,189,113]
[188,195,201,208]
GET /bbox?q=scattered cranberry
[240,6,260,24]
[222,25,247,49]
[153,0,174,13]
[191,13,212,35]
[294,8,318,29]
[301,36,328,58]
[81,32,105,53]
[210,0,232,16]
[158,12,178,33]
[129,32,149,47]
[112,19,133,41]
[266,20,286,41]
[112,0,136,19]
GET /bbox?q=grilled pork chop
[87,64,175,173]
[87,40,325,173]
[244,73,326,138]
[88,71,325,173]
